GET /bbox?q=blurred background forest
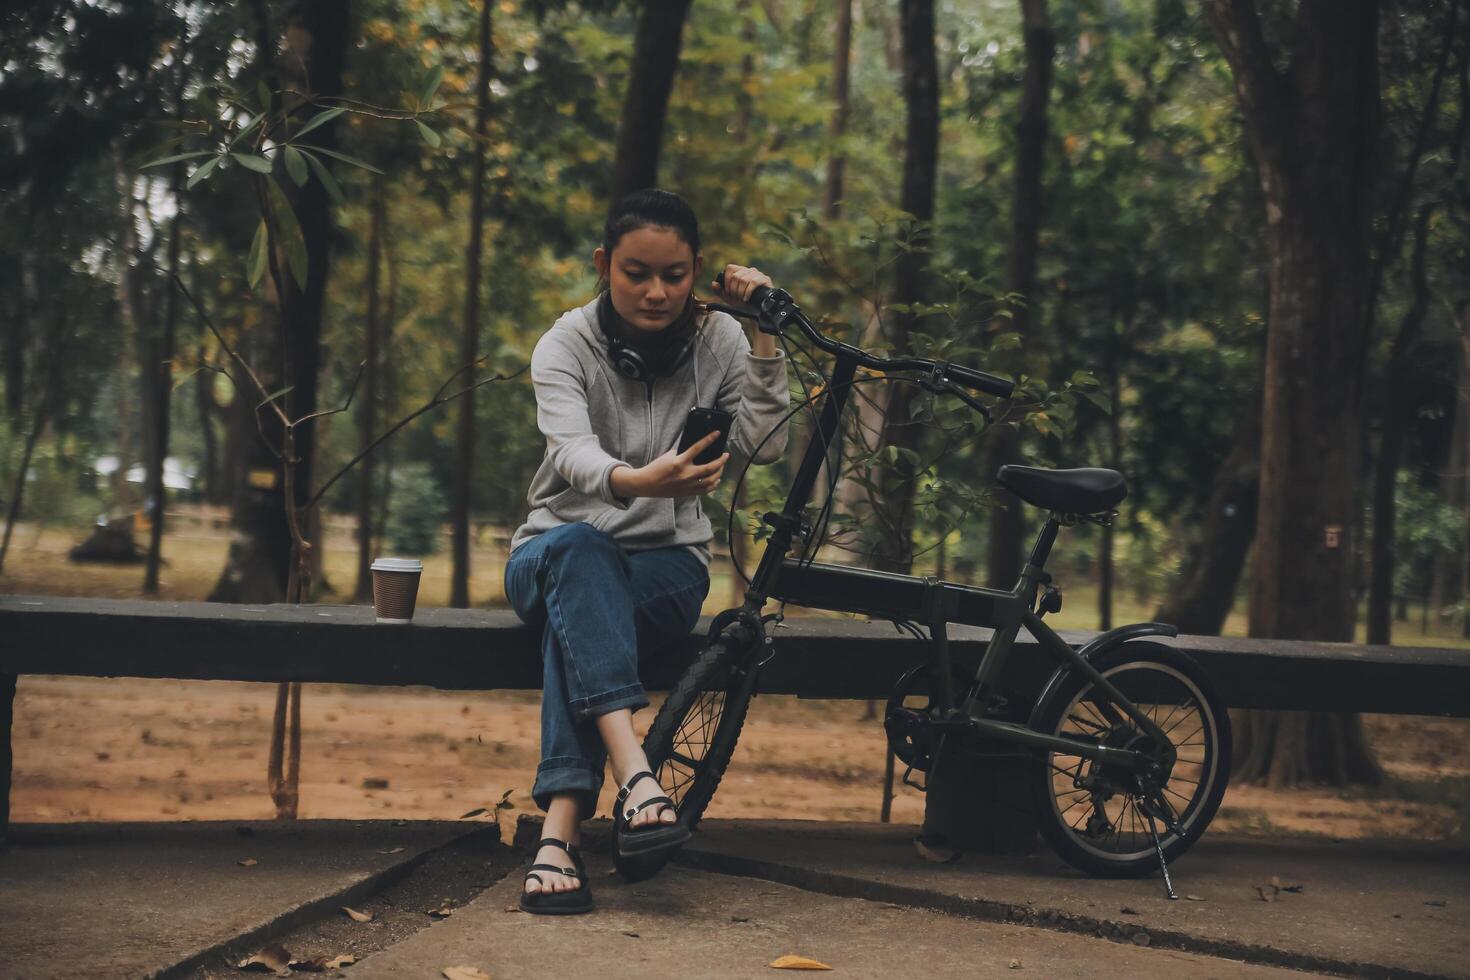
[5,0,1470,825]
[4,0,1467,641]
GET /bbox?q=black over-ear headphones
[598,306,699,384]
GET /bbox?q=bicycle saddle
[997,465,1127,515]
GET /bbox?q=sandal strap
[623,794,676,820]
[537,837,579,859]
[528,862,580,878]
[616,770,657,804]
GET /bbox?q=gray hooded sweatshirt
[510,295,791,565]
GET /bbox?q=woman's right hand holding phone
[610,431,729,499]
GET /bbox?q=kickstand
[1143,811,1178,901]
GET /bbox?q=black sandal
[519,837,593,915]
[612,770,691,859]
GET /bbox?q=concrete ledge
[0,819,498,980]
[3,594,1468,715]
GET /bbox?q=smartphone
[678,406,734,466]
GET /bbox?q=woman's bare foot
[524,840,583,895]
[524,793,583,897]
[596,708,679,830]
[617,768,679,829]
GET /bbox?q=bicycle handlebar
[710,272,1015,401]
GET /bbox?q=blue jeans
[503,522,710,819]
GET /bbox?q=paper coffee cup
[371,557,423,624]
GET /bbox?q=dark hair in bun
[603,188,701,258]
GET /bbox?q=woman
[503,188,790,914]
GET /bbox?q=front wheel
[642,629,758,834]
[1029,643,1231,878]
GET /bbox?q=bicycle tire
[1029,643,1231,878]
[642,631,757,833]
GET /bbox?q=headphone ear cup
[610,341,650,382]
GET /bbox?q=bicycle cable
[724,373,970,588]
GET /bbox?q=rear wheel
[1029,643,1231,878]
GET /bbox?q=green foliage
[384,462,448,555]
[1387,471,1465,597]
[6,0,1469,607]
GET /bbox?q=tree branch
[305,362,528,513]
[290,359,366,427]
[1365,0,1461,324]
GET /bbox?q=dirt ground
[10,676,1469,842]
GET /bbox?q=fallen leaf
[1281,884,1304,894]
[237,944,292,975]
[1184,894,1205,902]
[427,906,454,919]
[1255,883,1278,902]
[289,953,357,971]
[238,858,259,868]
[770,955,832,970]
[343,906,374,923]
[362,777,390,789]
[1008,959,1023,969]
[1425,899,1448,908]
[913,837,961,864]
[442,968,491,980]
[622,931,640,938]
[503,905,523,913]
[1119,906,1140,915]
[377,846,406,855]
[731,915,751,923]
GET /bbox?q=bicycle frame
[727,331,1173,776]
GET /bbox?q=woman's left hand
[713,264,773,305]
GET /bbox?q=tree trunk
[143,46,189,594]
[986,0,1056,588]
[355,177,385,602]
[451,0,493,609]
[1208,0,1382,788]
[1098,320,1125,630]
[1430,348,1467,626]
[0,312,67,574]
[1459,302,1470,638]
[5,254,33,434]
[210,0,349,603]
[869,0,939,576]
[611,0,693,202]
[1367,205,1436,644]
[1154,408,1261,635]
[374,227,399,558]
[823,0,854,220]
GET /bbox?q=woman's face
[594,225,702,333]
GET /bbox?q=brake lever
[951,384,993,423]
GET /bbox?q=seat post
[1016,515,1061,592]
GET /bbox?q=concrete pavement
[1,817,1466,978]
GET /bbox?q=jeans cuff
[574,683,650,719]
[533,758,603,820]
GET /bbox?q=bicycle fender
[1027,622,1180,728]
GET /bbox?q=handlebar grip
[713,270,773,308]
[947,363,1015,400]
